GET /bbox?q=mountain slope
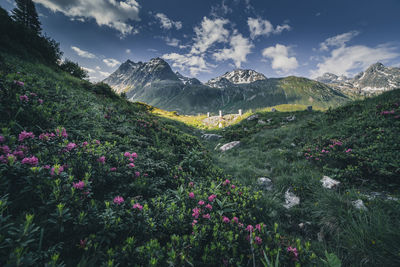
[104,59,349,114]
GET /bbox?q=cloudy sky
[2,0,400,82]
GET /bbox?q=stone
[320,176,340,189]
[352,199,368,211]
[283,189,300,209]
[257,177,273,191]
[286,115,296,121]
[219,141,240,152]
[247,114,259,121]
[307,106,313,112]
[258,120,266,125]
[201,134,222,141]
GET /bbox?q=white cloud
[99,71,111,77]
[155,13,182,30]
[262,44,299,73]
[33,0,140,36]
[319,31,359,51]
[190,17,230,54]
[213,32,253,68]
[162,53,210,76]
[82,67,96,73]
[126,49,131,54]
[95,66,101,70]
[103,58,121,67]
[310,44,399,77]
[164,37,180,47]
[247,17,291,39]
[71,46,96,59]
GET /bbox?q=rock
[258,120,266,125]
[307,106,313,112]
[283,189,300,209]
[286,115,296,121]
[291,143,296,147]
[201,134,222,140]
[219,141,240,152]
[247,114,259,121]
[257,177,273,191]
[352,199,368,211]
[320,176,340,189]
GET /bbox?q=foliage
[11,0,41,35]
[60,59,88,79]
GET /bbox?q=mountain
[103,58,349,114]
[316,62,400,95]
[206,69,267,88]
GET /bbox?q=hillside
[103,59,350,115]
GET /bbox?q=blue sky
[2,0,400,82]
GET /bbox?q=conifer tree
[11,0,41,35]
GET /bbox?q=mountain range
[103,59,399,114]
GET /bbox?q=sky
[2,0,400,82]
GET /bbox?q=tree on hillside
[11,0,41,35]
[60,59,89,79]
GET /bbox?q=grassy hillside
[0,53,332,266]
[205,89,400,266]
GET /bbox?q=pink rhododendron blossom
[66,143,77,151]
[133,203,143,210]
[208,194,217,202]
[43,165,51,169]
[97,156,106,164]
[73,181,85,190]
[223,179,230,186]
[79,239,86,248]
[192,207,200,219]
[19,95,29,102]
[128,157,135,162]
[21,156,38,166]
[256,224,263,232]
[95,140,100,145]
[192,220,198,227]
[287,246,299,260]
[14,80,24,86]
[0,145,10,154]
[222,216,230,223]
[346,148,352,153]
[135,171,140,177]
[131,152,138,158]
[189,192,195,199]
[0,136,4,143]
[56,128,68,138]
[30,92,37,97]
[38,99,43,104]
[188,182,194,187]
[255,236,262,245]
[124,152,131,157]
[246,225,254,232]
[110,167,117,171]
[232,217,239,223]
[13,150,24,159]
[205,204,212,210]
[82,141,88,147]
[202,213,210,219]
[128,163,135,168]
[18,131,35,141]
[231,185,236,189]
[113,196,124,205]
[198,200,205,206]
[0,155,7,163]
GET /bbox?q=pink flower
[79,239,86,249]
[246,225,254,232]
[38,99,43,104]
[346,148,352,153]
[287,246,299,260]
[128,163,135,168]
[192,220,198,227]
[110,167,117,171]
[133,203,143,210]
[208,194,217,202]
[131,152,138,158]
[124,152,131,157]
[65,142,77,151]
[192,207,200,219]
[198,200,205,206]
[188,182,194,187]
[232,217,239,223]
[135,171,140,177]
[14,80,24,86]
[189,192,195,199]
[231,185,236,189]
[0,155,6,163]
[255,236,262,245]
[113,196,124,205]
[0,145,10,154]
[227,191,231,195]
[222,216,230,223]
[43,165,51,169]
[30,92,37,97]
[202,213,211,219]
[223,179,230,186]
[18,131,35,142]
[19,95,29,102]
[56,128,68,138]
[21,156,38,166]
[0,135,4,143]
[238,192,243,196]
[95,140,100,145]
[128,157,135,162]
[73,181,85,190]
[97,156,106,164]
[13,150,24,159]
[256,224,263,232]
[205,204,212,210]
